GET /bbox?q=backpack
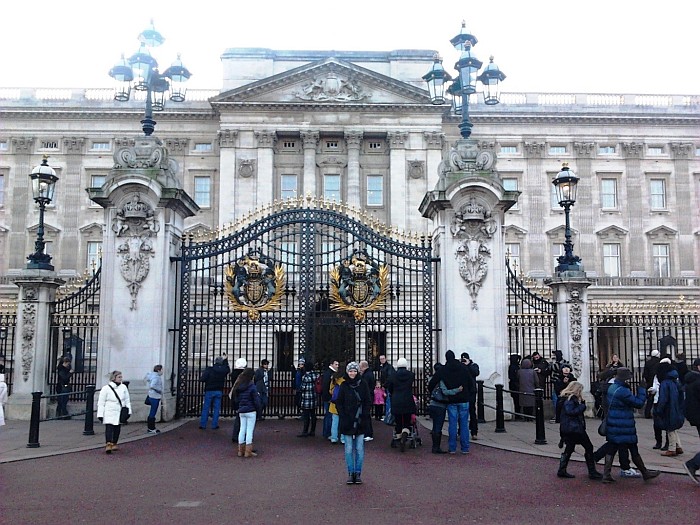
[331,384,341,403]
[314,374,323,395]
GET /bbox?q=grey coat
[517,359,540,408]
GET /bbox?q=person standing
[508,354,522,419]
[373,380,386,421]
[328,369,346,444]
[230,357,247,443]
[97,370,132,454]
[556,381,602,479]
[685,359,700,438]
[428,350,473,455]
[254,359,272,420]
[199,356,230,430]
[336,362,372,484]
[0,366,7,431]
[358,360,375,441]
[654,362,685,457]
[549,350,570,422]
[642,349,661,418]
[56,357,73,419]
[297,364,320,437]
[427,363,463,454]
[294,359,306,416]
[385,357,416,452]
[606,354,624,370]
[516,358,539,419]
[321,359,339,440]
[602,367,659,483]
[144,364,163,434]
[377,355,395,425]
[460,353,480,440]
[233,367,261,458]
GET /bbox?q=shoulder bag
[597,385,620,437]
[108,384,131,424]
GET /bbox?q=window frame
[649,178,666,210]
[280,174,298,200]
[323,174,341,202]
[600,178,618,210]
[603,243,621,277]
[652,243,670,278]
[193,176,212,208]
[366,174,384,207]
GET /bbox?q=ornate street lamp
[109,20,191,136]
[27,156,59,270]
[552,163,581,273]
[424,21,506,138]
[422,55,452,105]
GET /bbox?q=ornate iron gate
[175,199,434,418]
[0,302,17,395]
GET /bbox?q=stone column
[421,138,519,418]
[218,130,238,225]
[59,137,86,272]
[8,138,34,270]
[621,142,644,274]
[345,131,363,208]
[255,131,276,209]
[388,132,408,229]
[87,135,198,421]
[301,131,319,197]
[5,271,64,420]
[548,277,593,404]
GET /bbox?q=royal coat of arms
[224,250,286,321]
[329,249,390,322]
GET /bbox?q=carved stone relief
[407,160,425,179]
[112,194,159,310]
[238,159,257,179]
[63,137,85,153]
[451,197,497,309]
[21,303,36,382]
[218,130,238,148]
[294,72,369,102]
[568,299,583,378]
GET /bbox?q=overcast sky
[3,0,698,94]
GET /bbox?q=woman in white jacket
[97,370,132,454]
[0,370,8,428]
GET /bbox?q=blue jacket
[235,381,260,414]
[560,397,586,435]
[654,369,685,431]
[606,380,646,444]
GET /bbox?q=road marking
[174,501,202,508]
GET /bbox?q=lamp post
[109,20,191,136]
[552,163,582,273]
[424,21,506,138]
[27,156,59,271]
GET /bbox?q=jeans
[200,390,222,429]
[322,402,332,438]
[331,414,340,442]
[552,391,558,418]
[384,394,393,424]
[56,386,70,417]
[343,434,365,474]
[148,397,160,420]
[238,411,256,444]
[447,402,470,453]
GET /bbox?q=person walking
[144,364,163,434]
[602,367,659,483]
[199,356,230,430]
[553,365,576,423]
[385,357,416,452]
[336,361,372,484]
[233,367,261,457]
[654,361,685,457]
[377,355,395,425]
[56,357,73,419]
[556,381,602,479]
[516,358,539,419]
[642,349,661,418]
[97,370,132,454]
[550,350,569,421]
[297,364,320,437]
[0,366,7,431]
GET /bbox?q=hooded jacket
[606,380,645,444]
[684,370,700,427]
[200,360,231,392]
[427,352,473,404]
[386,367,416,414]
[516,359,539,408]
[654,368,685,431]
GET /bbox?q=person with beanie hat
[601,367,659,483]
[385,357,416,451]
[643,348,661,418]
[427,350,474,454]
[230,357,248,443]
[650,358,673,450]
[199,355,230,430]
[654,361,685,457]
[336,361,372,484]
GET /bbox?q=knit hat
[234,358,247,369]
[346,361,360,373]
[445,350,456,361]
[298,358,306,365]
[214,356,225,365]
[396,357,409,368]
[693,358,700,367]
[650,350,660,358]
[616,367,633,383]
[460,352,470,360]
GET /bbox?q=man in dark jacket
[199,356,230,430]
[377,355,395,425]
[321,359,339,439]
[642,349,661,418]
[460,352,480,440]
[359,360,375,441]
[254,359,272,419]
[428,350,474,454]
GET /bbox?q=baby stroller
[390,413,423,452]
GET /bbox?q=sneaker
[354,474,363,485]
[620,468,641,478]
[147,429,161,434]
[549,418,557,424]
[364,436,373,442]
[682,461,699,486]
[461,450,470,455]
[346,475,355,485]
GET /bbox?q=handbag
[431,380,448,402]
[108,384,131,424]
[145,396,152,406]
[597,418,607,437]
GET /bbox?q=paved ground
[1,415,697,524]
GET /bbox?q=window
[0,141,8,151]
[279,242,297,268]
[551,244,564,271]
[603,243,621,277]
[653,244,670,278]
[0,174,4,207]
[647,146,663,156]
[500,145,517,154]
[41,140,59,150]
[321,242,337,270]
[281,174,298,200]
[90,141,110,151]
[368,141,382,150]
[598,146,616,154]
[506,243,520,270]
[43,241,53,256]
[601,179,618,209]
[649,179,666,209]
[86,241,102,272]
[550,184,560,209]
[194,176,211,207]
[90,174,106,188]
[549,146,566,155]
[193,143,213,152]
[325,141,339,150]
[366,175,383,206]
[502,178,519,210]
[282,141,296,149]
[324,174,341,201]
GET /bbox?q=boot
[653,427,662,449]
[244,444,258,457]
[237,444,245,457]
[297,417,309,437]
[675,447,684,455]
[602,455,616,483]
[585,452,603,480]
[660,435,669,451]
[557,453,575,478]
[105,442,113,454]
[631,452,659,481]
[308,416,317,437]
[110,443,119,451]
[431,432,446,454]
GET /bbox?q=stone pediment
[595,225,628,239]
[645,225,677,239]
[211,57,430,106]
[504,225,528,238]
[79,222,104,234]
[546,225,579,237]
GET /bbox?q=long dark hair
[233,368,254,391]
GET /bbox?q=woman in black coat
[557,381,602,480]
[385,357,416,449]
[336,361,372,485]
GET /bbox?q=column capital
[387,131,409,149]
[255,130,277,148]
[670,142,694,159]
[218,129,238,148]
[164,138,190,154]
[344,130,363,148]
[423,131,444,150]
[524,142,546,157]
[63,137,85,154]
[11,137,34,153]
[620,142,644,158]
[573,142,595,157]
[300,131,320,149]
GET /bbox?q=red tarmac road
[1,419,695,525]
